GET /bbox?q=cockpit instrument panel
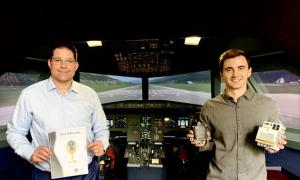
[115,116,127,128]
[103,100,202,138]
[106,116,114,128]
[164,117,177,128]
[178,117,189,128]
[140,116,152,128]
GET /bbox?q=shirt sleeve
[6,90,35,161]
[198,102,214,151]
[90,92,110,150]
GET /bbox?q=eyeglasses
[51,58,77,65]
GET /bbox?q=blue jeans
[32,160,99,180]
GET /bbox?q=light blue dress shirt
[6,77,109,171]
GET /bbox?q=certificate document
[48,127,88,179]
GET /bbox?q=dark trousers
[32,160,99,180]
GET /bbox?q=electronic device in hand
[255,121,286,151]
[193,122,210,141]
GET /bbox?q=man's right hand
[187,130,207,148]
[30,146,52,164]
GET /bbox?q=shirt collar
[46,77,79,94]
[243,88,254,100]
[221,88,254,102]
[46,77,56,91]
[70,81,80,94]
[221,91,232,102]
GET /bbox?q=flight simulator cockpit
[100,100,201,180]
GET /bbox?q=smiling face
[48,47,79,85]
[220,55,252,92]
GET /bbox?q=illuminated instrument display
[115,116,127,128]
[106,116,114,128]
[178,117,189,128]
[164,117,176,128]
[140,116,152,128]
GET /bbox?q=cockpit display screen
[140,116,152,128]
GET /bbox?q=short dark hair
[219,49,251,72]
[49,42,78,61]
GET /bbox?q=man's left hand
[265,134,287,153]
[87,140,105,156]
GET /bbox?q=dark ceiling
[1,1,300,77]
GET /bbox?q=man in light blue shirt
[6,42,109,180]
